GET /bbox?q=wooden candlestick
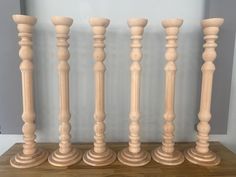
[83,17,116,166]
[48,16,82,167]
[151,19,184,166]
[184,18,224,167]
[10,15,49,168]
[117,18,151,167]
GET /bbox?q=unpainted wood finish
[83,17,116,166]
[118,18,151,167]
[48,16,82,167]
[152,18,184,166]
[1,142,236,177]
[185,18,224,167]
[10,14,49,168]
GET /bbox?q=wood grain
[0,142,235,177]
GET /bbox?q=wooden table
[0,142,235,177]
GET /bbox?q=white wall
[24,0,205,142]
[1,0,235,155]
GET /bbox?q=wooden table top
[0,142,235,177]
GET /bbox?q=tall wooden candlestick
[48,16,82,167]
[184,18,224,167]
[10,15,49,168]
[117,18,151,167]
[151,19,184,166]
[83,17,116,166]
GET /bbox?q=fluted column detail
[152,19,184,166]
[93,26,106,154]
[118,18,151,167]
[48,16,82,167]
[184,18,224,167]
[10,14,48,168]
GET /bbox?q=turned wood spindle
[10,14,49,168]
[184,18,224,167]
[117,18,151,167]
[83,17,116,166]
[48,16,82,167]
[151,19,184,166]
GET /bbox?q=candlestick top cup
[89,17,110,27]
[51,16,73,26]
[128,18,148,27]
[12,14,37,25]
[161,18,183,28]
[201,18,224,28]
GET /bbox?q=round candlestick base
[151,147,184,165]
[118,147,151,167]
[83,147,116,166]
[184,147,220,167]
[10,148,48,168]
[48,147,82,167]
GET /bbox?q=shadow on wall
[32,25,202,143]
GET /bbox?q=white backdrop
[26,0,204,142]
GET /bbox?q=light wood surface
[185,18,224,167]
[10,14,49,168]
[152,18,184,166]
[1,142,236,177]
[48,16,82,167]
[83,17,116,166]
[118,18,151,167]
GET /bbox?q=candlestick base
[83,147,116,166]
[151,146,184,165]
[118,147,151,167]
[184,147,220,166]
[48,147,82,167]
[10,148,48,168]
